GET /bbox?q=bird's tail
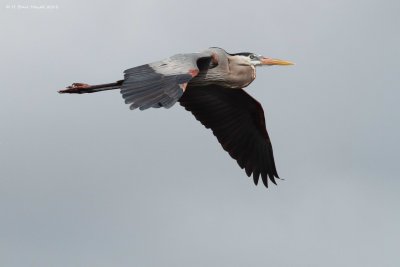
[58,80,123,94]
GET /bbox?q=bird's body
[59,47,293,188]
[189,48,256,89]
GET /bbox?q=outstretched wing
[179,85,279,187]
[121,52,214,110]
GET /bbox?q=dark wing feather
[121,53,213,110]
[179,85,279,187]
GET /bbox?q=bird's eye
[250,55,255,59]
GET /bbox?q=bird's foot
[58,83,90,94]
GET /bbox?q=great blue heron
[59,47,293,188]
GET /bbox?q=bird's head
[232,52,294,67]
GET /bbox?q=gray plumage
[121,51,214,110]
[59,47,293,188]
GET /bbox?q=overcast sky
[1,0,399,266]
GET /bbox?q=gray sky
[1,0,399,266]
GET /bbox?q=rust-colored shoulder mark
[188,69,199,77]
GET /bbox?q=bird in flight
[59,47,293,188]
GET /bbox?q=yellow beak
[260,57,294,66]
